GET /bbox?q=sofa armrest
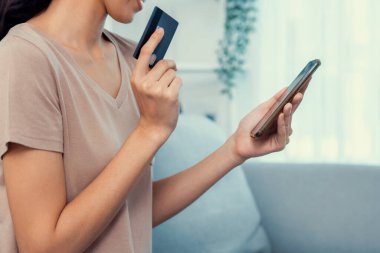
[242,161,380,253]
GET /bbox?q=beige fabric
[0,23,152,253]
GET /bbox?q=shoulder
[104,30,137,69]
[0,25,54,74]
[0,26,58,94]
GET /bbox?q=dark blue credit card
[133,6,179,68]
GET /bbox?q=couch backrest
[243,162,380,253]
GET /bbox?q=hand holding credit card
[131,6,182,142]
[133,6,179,67]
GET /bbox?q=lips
[137,0,143,10]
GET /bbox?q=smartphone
[250,59,321,139]
[133,6,179,68]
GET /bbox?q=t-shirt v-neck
[25,22,128,109]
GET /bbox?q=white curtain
[240,0,380,164]
[108,0,379,164]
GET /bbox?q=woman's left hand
[227,82,309,164]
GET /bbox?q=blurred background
[106,0,380,165]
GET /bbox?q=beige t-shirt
[0,23,152,253]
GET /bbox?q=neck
[30,0,108,50]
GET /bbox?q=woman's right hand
[131,28,182,144]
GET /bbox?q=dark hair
[0,0,52,40]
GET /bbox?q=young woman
[0,1,308,252]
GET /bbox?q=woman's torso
[0,23,152,253]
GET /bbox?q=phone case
[251,59,321,139]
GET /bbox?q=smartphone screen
[250,59,321,139]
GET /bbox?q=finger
[157,69,177,87]
[167,76,183,96]
[291,93,303,113]
[246,86,291,130]
[273,86,288,101]
[258,87,288,112]
[275,113,287,148]
[288,107,294,137]
[284,103,292,121]
[299,77,312,94]
[134,28,165,77]
[148,60,177,81]
[284,103,292,140]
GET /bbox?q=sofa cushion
[152,114,271,253]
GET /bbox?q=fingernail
[156,27,164,34]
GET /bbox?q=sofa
[152,114,380,253]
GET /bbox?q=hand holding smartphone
[250,59,321,139]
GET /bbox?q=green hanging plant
[216,0,257,99]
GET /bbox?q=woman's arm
[153,87,306,227]
[4,128,159,253]
[152,138,243,227]
[4,27,181,253]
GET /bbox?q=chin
[111,13,134,24]
[106,3,136,24]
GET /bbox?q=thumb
[260,86,287,111]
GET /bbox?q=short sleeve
[0,37,63,160]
